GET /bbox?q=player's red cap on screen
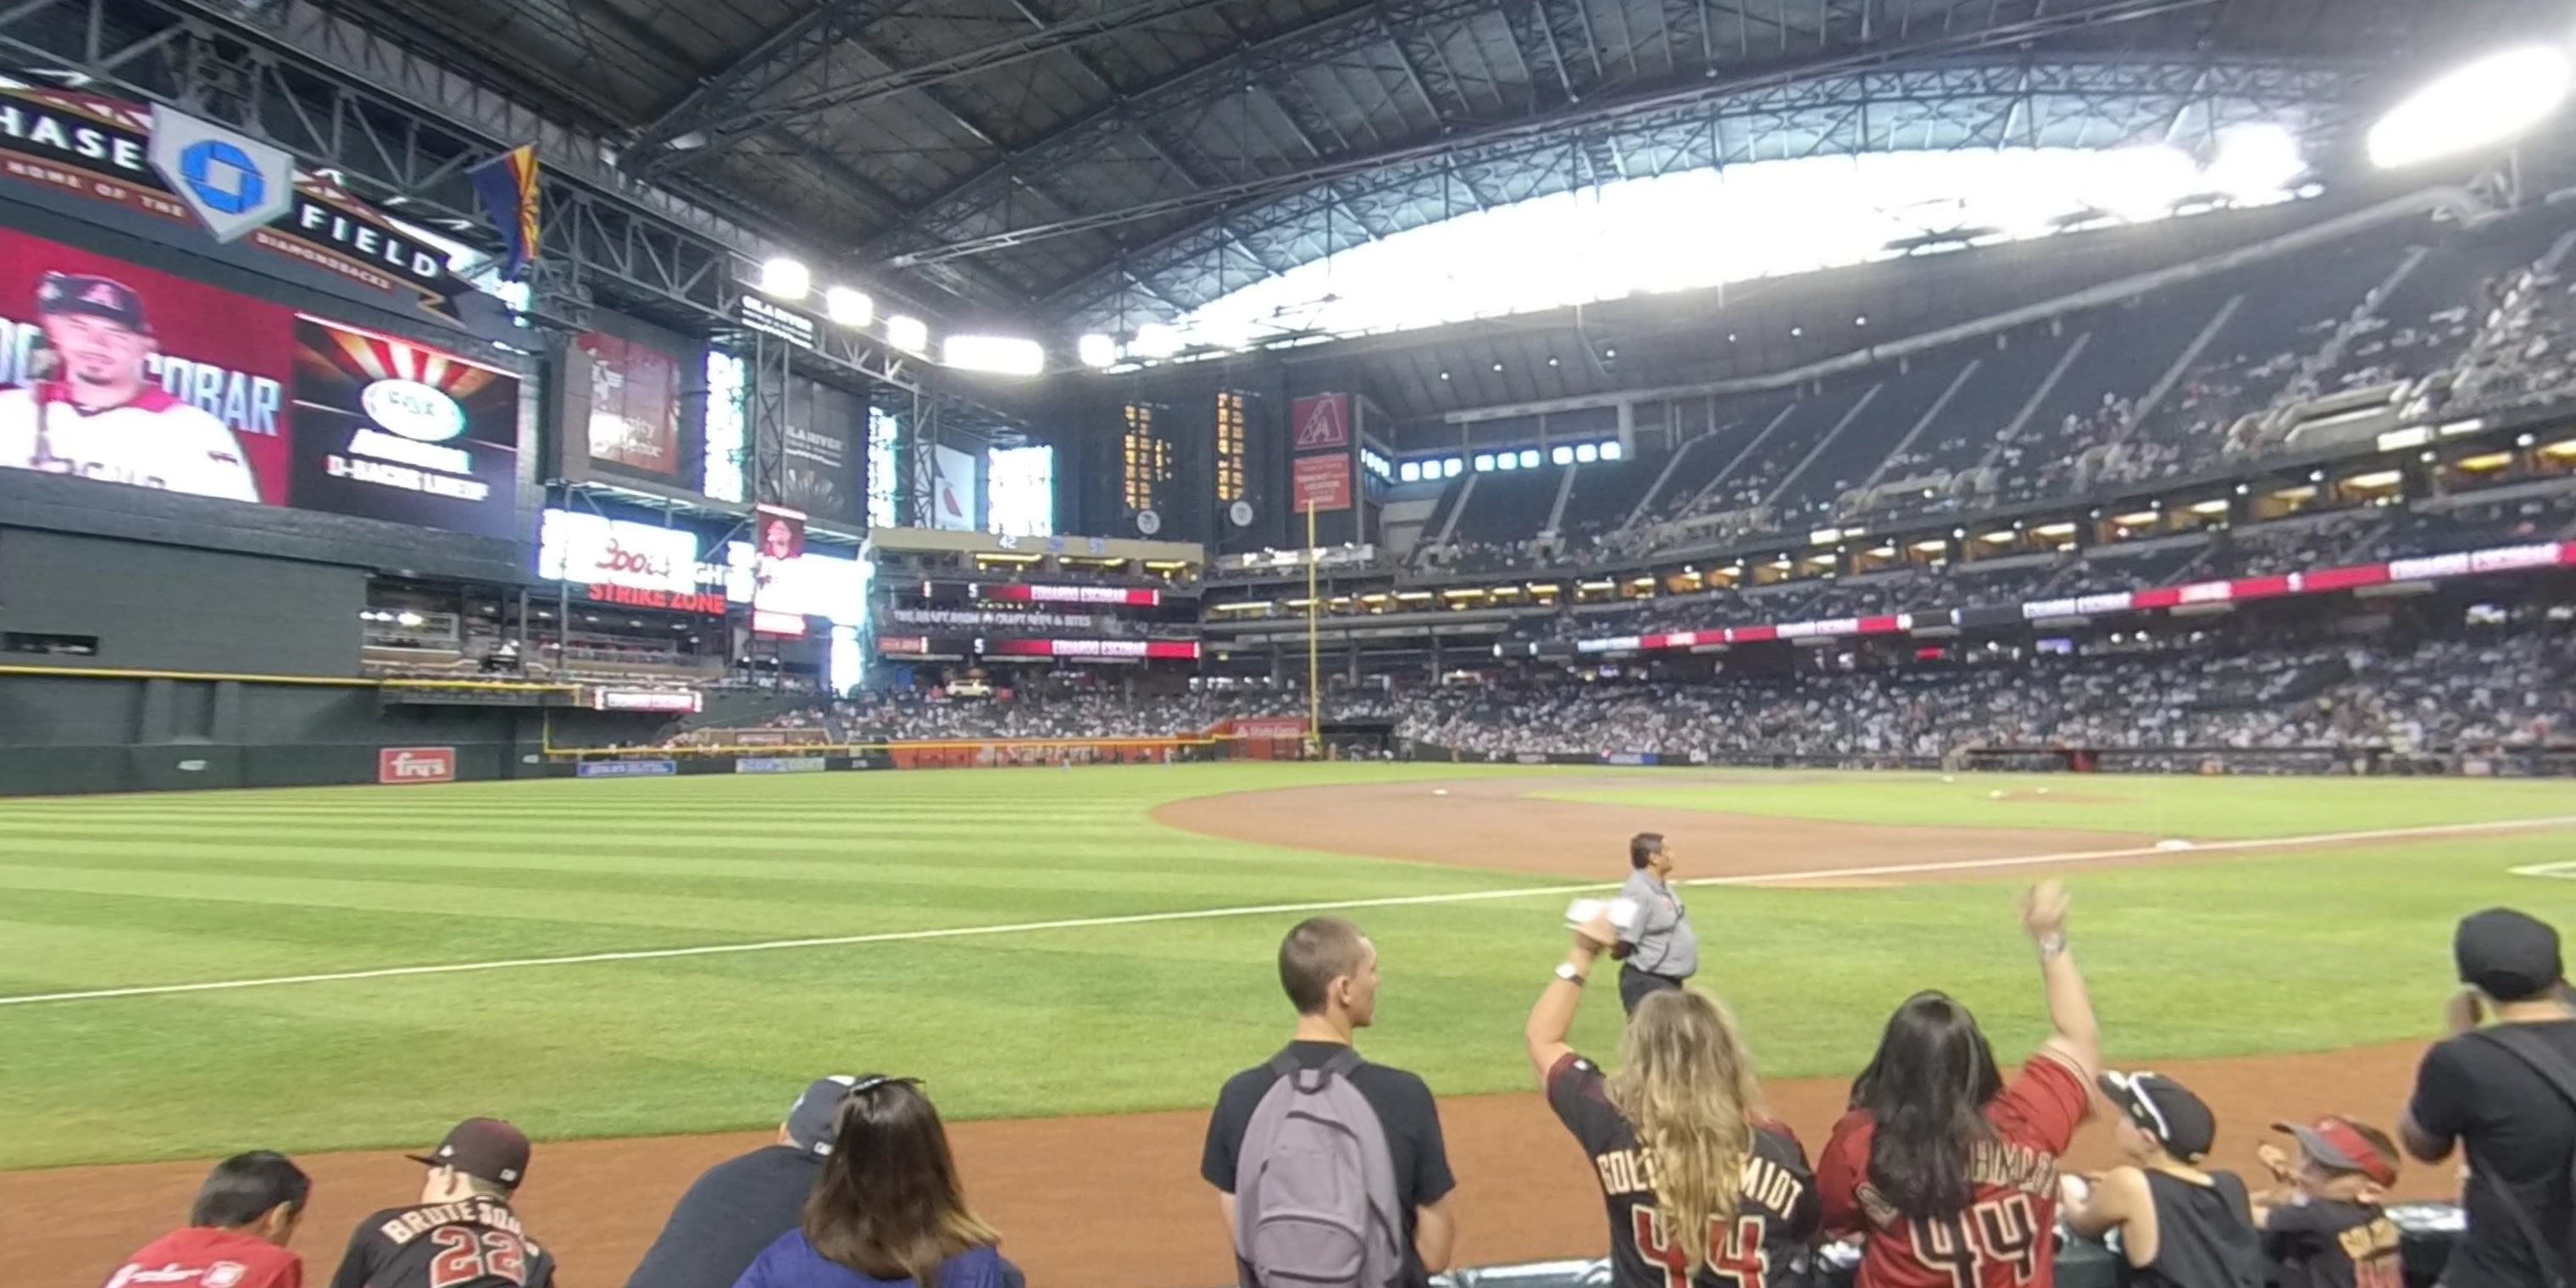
[407,1118,532,1188]
[35,272,150,333]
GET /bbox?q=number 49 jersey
[328,1199,557,1288]
[1818,1055,2091,1288]
[1547,1052,1822,1288]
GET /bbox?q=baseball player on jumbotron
[326,1119,557,1288]
[0,272,261,502]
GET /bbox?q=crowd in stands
[1388,212,2576,581]
[98,882,2573,1288]
[1399,625,2573,766]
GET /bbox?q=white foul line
[3,813,2571,1010]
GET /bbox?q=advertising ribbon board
[0,76,511,339]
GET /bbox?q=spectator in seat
[1202,916,1457,1288]
[1818,880,2100,1288]
[2401,908,2576,1288]
[625,1076,856,1288]
[2251,1117,2405,1288]
[103,1151,311,1288]
[2061,1070,2263,1288]
[1525,911,1819,1288]
[733,1076,1021,1288]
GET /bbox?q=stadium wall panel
[0,674,665,796]
[0,528,365,675]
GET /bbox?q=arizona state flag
[468,144,541,280]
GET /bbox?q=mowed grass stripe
[9,766,2572,1172]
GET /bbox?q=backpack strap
[2460,1028,2576,1288]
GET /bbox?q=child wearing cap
[2251,1116,2404,1288]
[2061,1070,2264,1288]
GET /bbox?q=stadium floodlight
[758,257,811,301]
[2369,46,2573,169]
[1075,333,1119,367]
[1401,461,1423,482]
[1474,453,1496,471]
[824,286,873,327]
[942,335,1045,375]
[1574,443,1598,464]
[1442,458,1463,478]
[1518,449,1540,468]
[1496,452,1518,471]
[1599,441,1624,461]
[1551,446,1574,465]
[886,314,930,355]
[2205,124,2306,203]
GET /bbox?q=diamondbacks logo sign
[1291,393,1351,450]
[147,106,296,244]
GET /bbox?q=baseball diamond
[4,766,2573,1285]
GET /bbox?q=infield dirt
[3,774,2451,1286]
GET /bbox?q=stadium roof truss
[1047,57,2362,336]
[26,0,2555,351]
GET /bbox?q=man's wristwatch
[2035,931,2068,962]
[1554,962,1587,986]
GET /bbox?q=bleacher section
[1385,203,2576,569]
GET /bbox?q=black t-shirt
[2262,1198,2402,1288]
[1546,1052,1820,1288]
[2133,1170,2262,1288]
[328,1198,557,1288]
[2407,1020,2576,1288]
[623,1145,821,1288]
[1201,1041,1457,1288]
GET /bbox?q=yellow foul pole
[1305,500,1321,758]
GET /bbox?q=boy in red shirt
[1818,880,2100,1288]
[103,1151,311,1288]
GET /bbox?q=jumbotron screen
[0,225,522,537]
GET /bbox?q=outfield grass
[1534,773,2576,838]
[1,764,2572,1170]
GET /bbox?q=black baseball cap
[784,1075,858,1158]
[2457,908,2563,1002]
[407,1118,531,1188]
[2099,1070,2218,1160]
[35,272,149,332]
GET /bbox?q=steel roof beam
[1051,53,2361,320]
[662,0,1249,167]
[902,0,2242,269]
[865,0,1506,258]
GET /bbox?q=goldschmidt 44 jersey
[327,1199,556,1288]
[1548,1052,1822,1288]
[0,381,261,502]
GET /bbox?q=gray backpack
[1231,1048,1406,1288]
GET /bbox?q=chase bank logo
[147,107,297,244]
[178,138,267,215]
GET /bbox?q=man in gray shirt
[1614,831,1698,1015]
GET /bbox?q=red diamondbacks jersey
[0,382,261,502]
[326,1199,555,1288]
[1548,1052,1822,1288]
[1818,1055,2090,1288]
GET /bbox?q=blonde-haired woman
[1526,914,1818,1288]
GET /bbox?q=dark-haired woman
[734,1078,1024,1288]
[1817,880,2101,1288]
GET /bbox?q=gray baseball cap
[784,1076,858,1157]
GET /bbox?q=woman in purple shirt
[733,1077,1024,1288]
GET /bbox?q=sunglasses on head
[844,1074,924,1099]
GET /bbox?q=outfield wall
[0,671,658,797]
